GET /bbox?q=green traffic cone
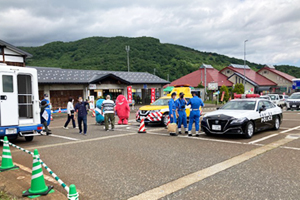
[0,136,19,172]
[23,149,54,198]
[68,184,79,200]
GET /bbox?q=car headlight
[230,117,247,124]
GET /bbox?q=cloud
[0,0,299,66]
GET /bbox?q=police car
[201,98,282,138]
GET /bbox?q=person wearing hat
[175,92,188,134]
[42,93,52,127]
[168,92,177,136]
[187,91,204,137]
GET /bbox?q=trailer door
[0,73,18,126]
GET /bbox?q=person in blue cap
[176,92,188,134]
[168,92,177,136]
[187,91,204,137]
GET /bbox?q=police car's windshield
[220,101,256,110]
[151,98,170,106]
[289,93,300,99]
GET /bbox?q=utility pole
[125,45,130,72]
[204,64,207,100]
[244,40,248,93]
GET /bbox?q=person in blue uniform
[168,92,177,136]
[42,93,52,127]
[187,91,204,137]
[176,92,188,134]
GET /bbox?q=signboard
[143,84,147,89]
[89,84,97,89]
[208,82,218,90]
[151,88,156,103]
[220,91,225,101]
[292,79,300,89]
[89,96,95,110]
[127,86,132,103]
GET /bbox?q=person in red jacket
[115,95,130,125]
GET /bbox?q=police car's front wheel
[244,121,254,139]
[273,116,280,130]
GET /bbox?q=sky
[1,0,300,67]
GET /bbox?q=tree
[232,83,244,95]
[219,85,230,102]
[196,82,204,88]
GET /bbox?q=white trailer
[0,64,43,141]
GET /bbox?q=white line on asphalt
[281,146,300,151]
[282,119,300,121]
[248,134,278,144]
[146,132,262,146]
[26,133,137,150]
[280,125,300,133]
[128,137,297,200]
[50,134,80,141]
[280,127,291,130]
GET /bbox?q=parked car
[268,94,284,108]
[286,92,300,110]
[279,94,289,107]
[259,95,271,101]
[201,98,282,138]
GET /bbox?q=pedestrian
[74,96,89,136]
[176,92,188,134]
[101,95,115,131]
[187,92,204,137]
[63,97,77,129]
[168,92,177,136]
[40,101,51,135]
[42,93,52,127]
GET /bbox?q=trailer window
[2,75,13,92]
[18,75,33,119]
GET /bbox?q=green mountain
[19,36,299,81]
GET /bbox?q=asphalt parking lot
[2,110,300,200]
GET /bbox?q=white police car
[201,98,282,138]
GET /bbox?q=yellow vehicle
[137,86,194,125]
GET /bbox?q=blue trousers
[78,115,87,134]
[188,111,200,131]
[170,110,177,124]
[178,111,187,128]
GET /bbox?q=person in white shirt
[63,97,77,129]
[101,95,115,131]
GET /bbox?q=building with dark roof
[30,66,169,109]
[257,65,295,93]
[220,64,277,93]
[167,64,233,88]
[0,39,32,67]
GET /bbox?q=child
[41,101,52,135]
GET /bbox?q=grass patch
[0,190,18,200]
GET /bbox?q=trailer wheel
[25,136,34,142]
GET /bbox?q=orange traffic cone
[92,110,95,117]
[50,115,53,121]
[58,108,61,113]
[138,118,146,133]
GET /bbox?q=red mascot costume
[115,95,130,125]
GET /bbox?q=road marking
[146,132,262,146]
[248,134,278,144]
[280,125,300,133]
[50,134,80,141]
[26,133,137,150]
[281,146,300,151]
[128,137,297,200]
[282,119,300,121]
[280,127,290,130]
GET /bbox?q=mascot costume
[115,95,130,125]
[95,99,105,124]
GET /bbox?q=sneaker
[195,134,200,137]
[83,133,87,136]
[74,127,78,129]
[178,131,182,134]
[170,132,178,136]
[185,131,188,134]
[79,132,82,134]
[63,127,69,129]
[188,134,193,137]
[46,132,52,135]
